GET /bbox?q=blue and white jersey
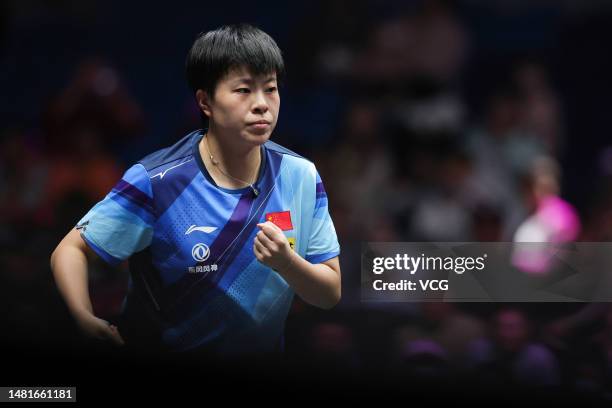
[76,129,340,353]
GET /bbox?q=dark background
[2,0,612,403]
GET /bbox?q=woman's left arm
[254,221,341,309]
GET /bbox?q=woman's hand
[253,221,295,273]
[75,312,125,347]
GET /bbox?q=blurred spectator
[321,100,399,241]
[392,303,485,365]
[36,58,149,227]
[513,61,565,156]
[40,135,123,227]
[286,0,372,84]
[463,89,546,240]
[352,0,468,86]
[0,128,48,226]
[404,149,474,241]
[470,202,504,241]
[42,57,146,153]
[394,338,452,382]
[512,156,581,275]
[466,307,561,387]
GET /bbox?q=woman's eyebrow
[232,76,277,85]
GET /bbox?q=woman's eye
[266,87,277,93]
[236,88,250,94]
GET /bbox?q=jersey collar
[192,129,268,195]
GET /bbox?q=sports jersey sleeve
[75,163,155,266]
[305,166,340,264]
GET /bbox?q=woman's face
[199,65,280,150]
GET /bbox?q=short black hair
[186,24,285,98]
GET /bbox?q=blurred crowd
[2,0,612,398]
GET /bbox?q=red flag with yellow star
[265,211,293,231]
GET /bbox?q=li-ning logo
[185,225,217,235]
[191,243,210,262]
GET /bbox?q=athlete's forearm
[50,242,94,320]
[278,253,340,310]
[50,235,125,345]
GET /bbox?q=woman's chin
[243,128,272,145]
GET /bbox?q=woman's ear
[196,89,212,118]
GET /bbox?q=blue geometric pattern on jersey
[76,163,154,265]
[76,129,340,353]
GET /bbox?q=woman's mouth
[248,121,271,130]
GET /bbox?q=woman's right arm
[50,228,124,346]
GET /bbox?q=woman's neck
[199,128,261,189]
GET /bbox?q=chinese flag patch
[265,211,293,231]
